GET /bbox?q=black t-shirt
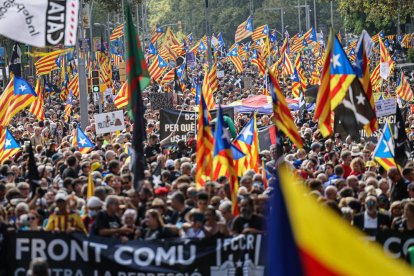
[144,144,161,160]
[231,214,266,234]
[143,227,178,240]
[170,207,192,225]
[62,167,78,179]
[91,211,121,237]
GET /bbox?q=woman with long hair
[142,209,178,240]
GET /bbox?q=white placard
[94,110,125,134]
[375,98,396,118]
[217,70,225,78]
[103,88,114,108]
[0,0,79,47]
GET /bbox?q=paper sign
[94,110,125,134]
[375,98,396,118]
[217,70,225,78]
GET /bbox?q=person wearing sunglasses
[27,210,43,231]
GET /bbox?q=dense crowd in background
[0,36,414,258]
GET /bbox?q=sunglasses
[27,216,36,221]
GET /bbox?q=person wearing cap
[44,191,86,233]
[82,196,104,233]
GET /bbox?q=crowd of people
[0,33,413,262]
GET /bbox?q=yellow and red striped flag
[112,54,123,66]
[228,45,244,73]
[68,74,79,97]
[282,52,294,76]
[379,37,393,80]
[396,71,414,101]
[314,31,355,137]
[195,93,214,188]
[110,23,125,41]
[370,63,381,91]
[235,16,253,42]
[148,55,168,82]
[202,68,215,110]
[269,73,303,148]
[0,127,20,164]
[310,67,320,85]
[35,50,65,76]
[29,79,45,121]
[209,63,218,94]
[356,31,378,135]
[251,49,266,76]
[162,27,180,47]
[213,106,240,216]
[150,26,164,44]
[160,68,175,85]
[233,114,259,176]
[252,25,269,41]
[0,76,38,126]
[295,53,307,90]
[114,82,128,109]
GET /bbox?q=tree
[338,0,414,34]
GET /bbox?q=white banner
[380,62,390,80]
[0,0,79,47]
[94,110,125,135]
[375,98,396,118]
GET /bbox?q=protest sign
[3,231,413,275]
[4,232,266,275]
[217,70,225,78]
[0,0,79,47]
[148,93,173,110]
[159,107,234,145]
[186,52,196,68]
[94,110,125,134]
[103,88,114,108]
[360,114,396,142]
[375,98,396,118]
[258,125,276,151]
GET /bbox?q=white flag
[0,0,79,47]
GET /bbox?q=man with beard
[231,197,266,235]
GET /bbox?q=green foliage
[407,48,414,63]
[338,0,414,34]
[145,0,344,45]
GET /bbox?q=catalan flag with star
[0,76,37,126]
[396,71,414,101]
[251,49,266,76]
[235,16,253,42]
[196,93,214,188]
[0,128,20,164]
[233,114,259,176]
[228,45,243,73]
[374,122,398,171]
[314,30,355,137]
[148,55,168,82]
[213,106,239,216]
[72,126,95,154]
[252,25,269,41]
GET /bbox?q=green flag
[125,4,150,115]
[125,3,150,188]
